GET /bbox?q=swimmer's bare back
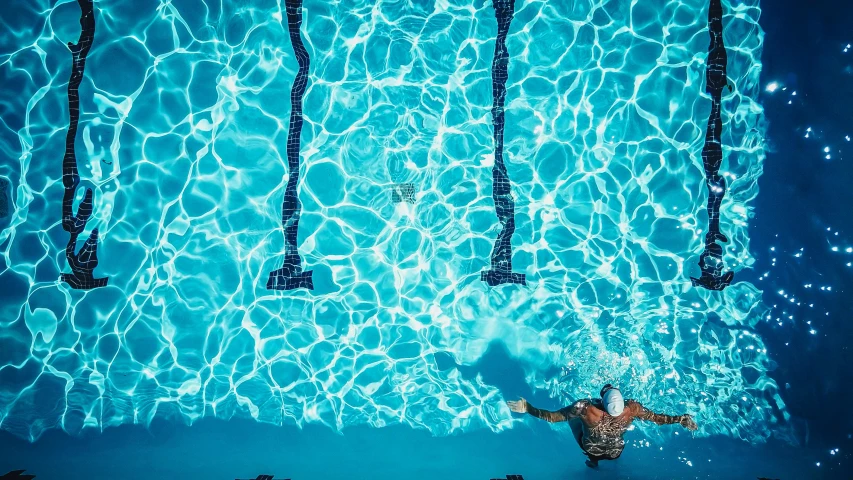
[507,397,698,460]
[508,397,697,430]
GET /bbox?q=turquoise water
[0,0,784,462]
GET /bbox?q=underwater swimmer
[507,384,698,468]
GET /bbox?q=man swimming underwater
[507,384,698,468]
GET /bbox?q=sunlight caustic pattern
[0,0,786,444]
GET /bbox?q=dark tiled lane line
[691,0,734,291]
[482,0,526,287]
[267,0,315,291]
[60,0,108,290]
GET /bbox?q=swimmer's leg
[585,454,610,468]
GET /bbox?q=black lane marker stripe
[267,0,314,291]
[691,0,734,291]
[481,0,526,287]
[60,0,108,290]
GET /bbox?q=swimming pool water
[0,0,786,460]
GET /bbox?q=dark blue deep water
[746,0,853,464]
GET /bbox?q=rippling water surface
[0,0,782,444]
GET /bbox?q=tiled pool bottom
[0,0,805,476]
[0,0,776,446]
[0,418,834,480]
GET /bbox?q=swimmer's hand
[679,414,698,431]
[507,398,528,414]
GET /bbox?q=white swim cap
[602,387,624,416]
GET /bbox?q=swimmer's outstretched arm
[506,398,585,423]
[629,401,698,430]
